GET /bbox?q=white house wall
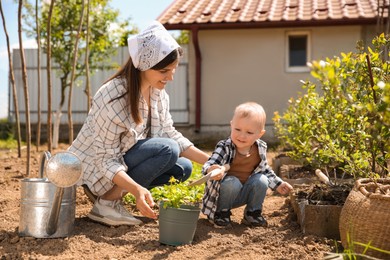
[188,25,370,136]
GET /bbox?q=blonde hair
[233,102,266,130]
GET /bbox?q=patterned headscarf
[127,21,180,71]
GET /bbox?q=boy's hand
[209,164,230,181]
[276,182,293,195]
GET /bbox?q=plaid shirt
[68,78,193,196]
[201,138,282,219]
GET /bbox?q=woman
[68,21,210,226]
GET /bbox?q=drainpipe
[191,26,201,132]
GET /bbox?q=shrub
[273,34,390,178]
[0,119,13,140]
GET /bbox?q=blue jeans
[123,138,192,189]
[217,173,269,213]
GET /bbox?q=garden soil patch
[1,144,337,259]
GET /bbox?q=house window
[286,31,310,72]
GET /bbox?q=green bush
[0,119,13,140]
[273,34,390,178]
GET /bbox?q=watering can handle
[39,151,51,178]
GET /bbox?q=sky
[0,0,175,119]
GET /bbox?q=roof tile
[158,0,388,27]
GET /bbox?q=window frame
[285,31,311,73]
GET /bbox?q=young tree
[18,0,32,176]
[68,0,85,143]
[0,1,22,158]
[35,0,42,150]
[84,0,91,111]
[46,0,55,152]
[176,30,189,45]
[24,0,136,148]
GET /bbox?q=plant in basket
[273,34,390,258]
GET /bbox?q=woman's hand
[134,187,158,219]
[111,171,158,219]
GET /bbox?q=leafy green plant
[0,119,14,140]
[123,162,204,208]
[155,176,204,209]
[0,119,22,149]
[0,138,20,150]
[273,34,390,178]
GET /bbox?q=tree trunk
[52,76,67,149]
[68,0,85,143]
[387,3,390,36]
[46,0,56,152]
[84,0,91,111]
[35,0,41,150]
[52,108,61,148]
[18,0,31,176]
[0,1,22,158]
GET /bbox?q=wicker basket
[339,178,390,259]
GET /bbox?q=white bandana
[127,21,180,71]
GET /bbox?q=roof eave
[161,18,379,30]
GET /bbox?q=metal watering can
[19,151,82,238]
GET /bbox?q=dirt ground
[0,144,337,259]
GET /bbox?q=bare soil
[0,144,337,259]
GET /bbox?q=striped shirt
[201,138,282,219]
[68,78,193,196]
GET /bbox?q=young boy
[201,102,293,228]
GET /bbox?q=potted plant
[122,164,204,246]
[153,176,203,246]
[288,173,352,239]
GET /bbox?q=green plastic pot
[158,202,200,246]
